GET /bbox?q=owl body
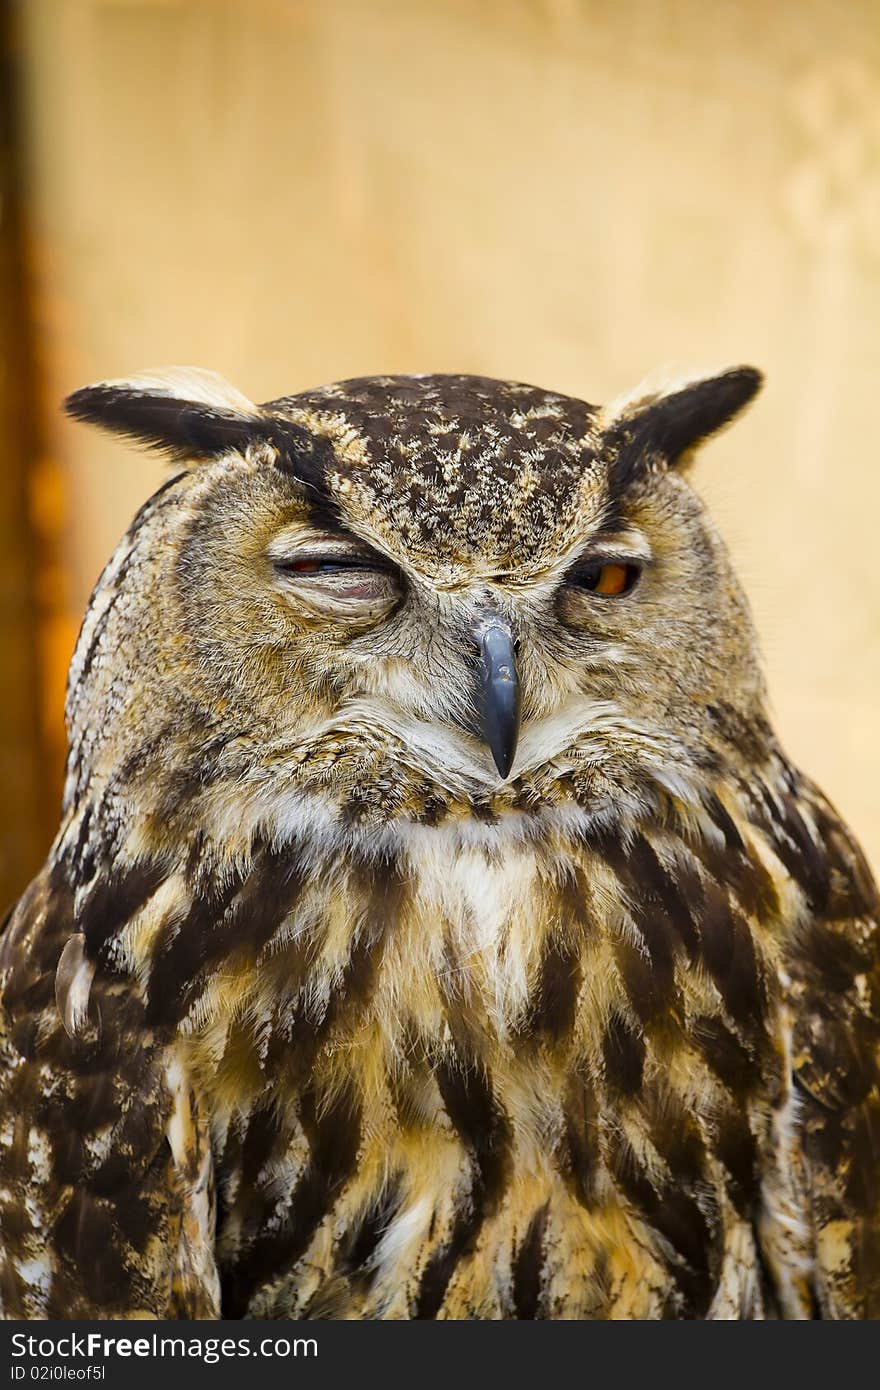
[1,370,878,1319]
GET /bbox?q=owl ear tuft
[64,367,265,461]
[608,366,763,486]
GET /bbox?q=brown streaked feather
[780,780,880,1318]
[0,864,219,1318]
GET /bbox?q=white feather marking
[97,366,259,416]
[755,1009,815,1316]
[371,1195,432,1273]
[14,1257,52,1295]
[55,934,97,1039]
[165,1056,190,1168]
[707,1220,761,1319]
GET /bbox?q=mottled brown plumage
[1,365,878,1319]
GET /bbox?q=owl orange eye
[569,561,641,596]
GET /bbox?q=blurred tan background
[1,0,878,907]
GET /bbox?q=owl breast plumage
[1,366,878,1319]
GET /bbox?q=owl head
[63,365,764,844]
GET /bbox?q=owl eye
[568,561,641,596]
[270,542,401,619]
[275,556,386,577]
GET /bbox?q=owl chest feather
[183,803,808,1319]
[1,773,825,1320]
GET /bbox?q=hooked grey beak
[475,618,521,779]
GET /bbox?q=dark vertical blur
[0,5,53,909]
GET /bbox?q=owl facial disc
[476,617,521,780]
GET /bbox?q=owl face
[65,367,764,818]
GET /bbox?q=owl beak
[476,618,521,780]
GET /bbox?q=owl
[0,364,878,1321]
